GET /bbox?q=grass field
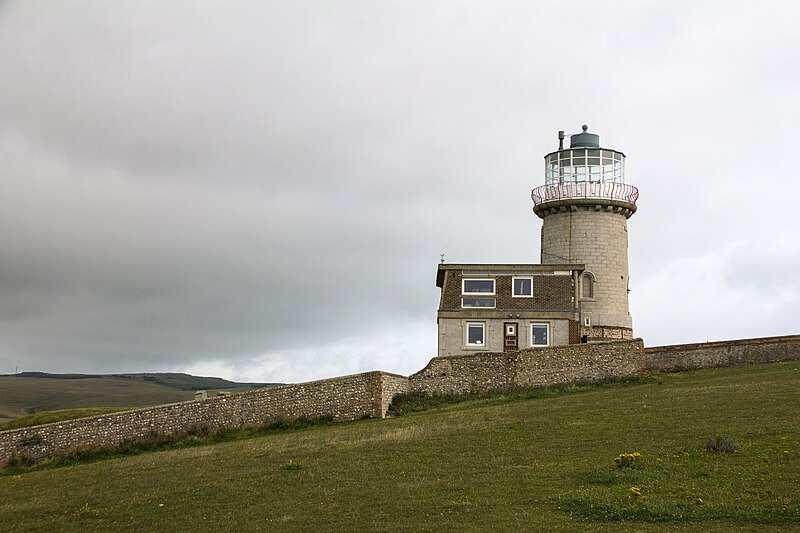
[0,408,133,431]
[0,373,276,425]
[0,362,798,532]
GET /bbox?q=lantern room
[544,125,626,186]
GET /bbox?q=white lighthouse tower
[531,125,638,341]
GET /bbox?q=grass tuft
[555,439,799,524]
[279,459,301,471]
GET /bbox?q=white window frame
[530,323,550,347]
[512,277,533,298]
[462,278,495,296]
[466,322,486,347]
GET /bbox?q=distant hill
[0,372,280,425]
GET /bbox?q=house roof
[435,263,585,288]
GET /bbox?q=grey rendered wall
[438,318,572,356]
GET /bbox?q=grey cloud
[1,1,799,380]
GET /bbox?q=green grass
[0,408,132,431]
[0,362,797,532]
[556,441,797,524]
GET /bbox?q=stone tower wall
[540,207,632,335]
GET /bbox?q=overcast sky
[1,1,798,383]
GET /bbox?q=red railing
[531,182,639,207]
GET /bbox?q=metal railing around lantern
[531,182,639,208]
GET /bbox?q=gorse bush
[5,452,35,468]
[613,452,641,468]
[706,435,736,453]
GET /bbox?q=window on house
[581,272,594,299]
[462,297,496,308]
[531,323,549,346]
[462,279,495,295]
[466,323,485,347]
[512,277,533,297]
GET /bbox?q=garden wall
[409,338,645,395]
[644,334,800,372]
[4,334,798,466]
[0,370,409,465]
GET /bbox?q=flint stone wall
[3,334,798,466]
[0,370,409,465]
[644,334,800,372]
[409,338,645,395]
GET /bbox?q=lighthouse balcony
[531,182,639,217]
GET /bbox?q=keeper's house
[436,125,639,356]
[436,263,584,356]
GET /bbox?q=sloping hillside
[0,362,797,531]
[0,373,277,424]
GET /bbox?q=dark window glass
[532,324,548,346]
[467,324,484,345]
[463,279,494,294]
[581,274,594,298]
[462,298,496,308]
[513,278,532,297]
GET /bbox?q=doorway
[504,322,519,352]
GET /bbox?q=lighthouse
[531,126,638,341]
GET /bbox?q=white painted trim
[512,276,533,298]
[462,278,495,296]
[465,322,486,347]
[530,322,550,347]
